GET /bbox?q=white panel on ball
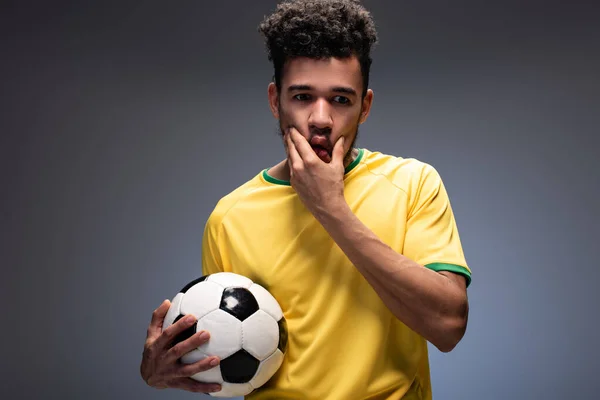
[180,348,208,364]
[212,382,254,398]
[180,281,223,319]
[241,310,279,360]
[247,283,283,320]
[208,272,253,289]
[249,349,284,389]
[162,292,184,331]
[190,363,224,385]
[196,309,243,360]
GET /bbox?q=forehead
[281,56,362,92]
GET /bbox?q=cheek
[278,102,297,123]
[280,107,310,132]
[339,115,360,134]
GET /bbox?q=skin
[140,301,222,393]
[267,56,373,180]
[140,54,469,394]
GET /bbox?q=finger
[283,130,292,163]
[176,354,220,378]
[167,377,222,394]
[289,127,317,162]
[165,330,211,364]
[286,129,303,170]
[146,299,171,341]
[154,313,197,351]
[332,136,345,166]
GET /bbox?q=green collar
[262,148,365,186]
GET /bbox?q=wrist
[313,196,351,225]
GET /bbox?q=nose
[307,98,333,129]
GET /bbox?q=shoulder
[360,148,442,193]
[205,172,264,229]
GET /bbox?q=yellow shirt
[202,148,471,400]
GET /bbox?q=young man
[141,1,471,399]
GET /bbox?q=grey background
[2,0,599,399]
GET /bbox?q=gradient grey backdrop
[2,1,599,399]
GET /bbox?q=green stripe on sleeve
[425,262,472,287]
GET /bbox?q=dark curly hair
[258,0,378,98]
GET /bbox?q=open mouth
[308,135,332,162]
[311,145,331,161]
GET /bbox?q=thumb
[333,136,345,165]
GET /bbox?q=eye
[333,96,351,105]
[293,94,311,101]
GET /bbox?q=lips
[309,136,332,162]
[309,136,331,153]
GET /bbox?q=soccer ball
[162,272,288,397]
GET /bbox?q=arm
[313,202,469,353]
[284,128,470,353]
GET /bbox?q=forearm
[314,201,468,352]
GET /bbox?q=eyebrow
[287,84,357,96]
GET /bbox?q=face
[268,56,373,164]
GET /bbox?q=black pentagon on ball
[219,287,259,321]
[179,275,209,293]
[171,314,197,350]
[220,349,260,383]
[277,316,288,353]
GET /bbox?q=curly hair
[258,0,378,98]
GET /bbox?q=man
[140,1,471,399]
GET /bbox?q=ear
[268,82,280,120]
[358,89,374,124]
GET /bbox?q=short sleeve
[403,164,471,287]
[201,212,225,276]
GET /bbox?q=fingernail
[211,385,221,392]
[198,331,210,340]
[210,357,219,366]
[185,315,196,323]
